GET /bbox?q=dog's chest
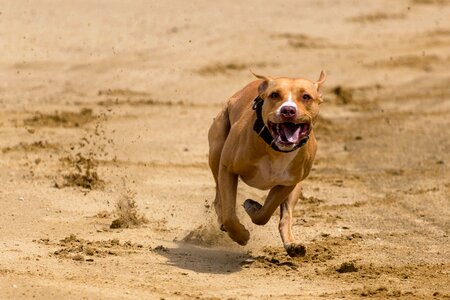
[240,154,298,190]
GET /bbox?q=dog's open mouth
[268,122,310,145]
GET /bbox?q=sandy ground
[0,0,449,299]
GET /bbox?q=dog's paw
[224,223,250,246]
[228,228,250,246]
[232,231,250,246]
[285,243,306,257]
[243,199,262,215]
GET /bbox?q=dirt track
[0,0,449,299]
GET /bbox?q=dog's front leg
[279,183,306,257]
[244,185,295,226]
[218,164,250,245]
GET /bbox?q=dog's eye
[302,94,312,101]
[269,92,279,99]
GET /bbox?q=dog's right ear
[250,70,272,94]
[314,70,326,91]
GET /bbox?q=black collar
[252,96,309,153]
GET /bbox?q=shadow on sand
[154,241,249,274]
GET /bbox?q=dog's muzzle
[252,96,310,153]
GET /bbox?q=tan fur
[208,71,326,257]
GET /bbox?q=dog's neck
[252,95,309,153]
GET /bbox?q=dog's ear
[314,70,326,104]
[250,70,272,94]
[314,70,326,91]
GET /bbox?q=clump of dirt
[110,191,148,229]
[153,245,169,253]
[2,140,60,153]
[182,224,227,247]
[337,261,358,273]
[24,108,95,128]
[50,234,145,261]
[55,153,104,189]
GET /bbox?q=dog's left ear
[250,70,272,94]
[315,70,326,103]
[314,70,326,91]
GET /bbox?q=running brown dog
[208,71,326,257]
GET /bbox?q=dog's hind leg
[208,108,230,230]
[278,183,306,257]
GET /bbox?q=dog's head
[252,71,326,152]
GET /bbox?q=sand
[0,0,449,299]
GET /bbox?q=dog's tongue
[279,123,301,143]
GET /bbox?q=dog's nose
[280,105,296,119]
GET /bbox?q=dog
[208,70,326,257]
